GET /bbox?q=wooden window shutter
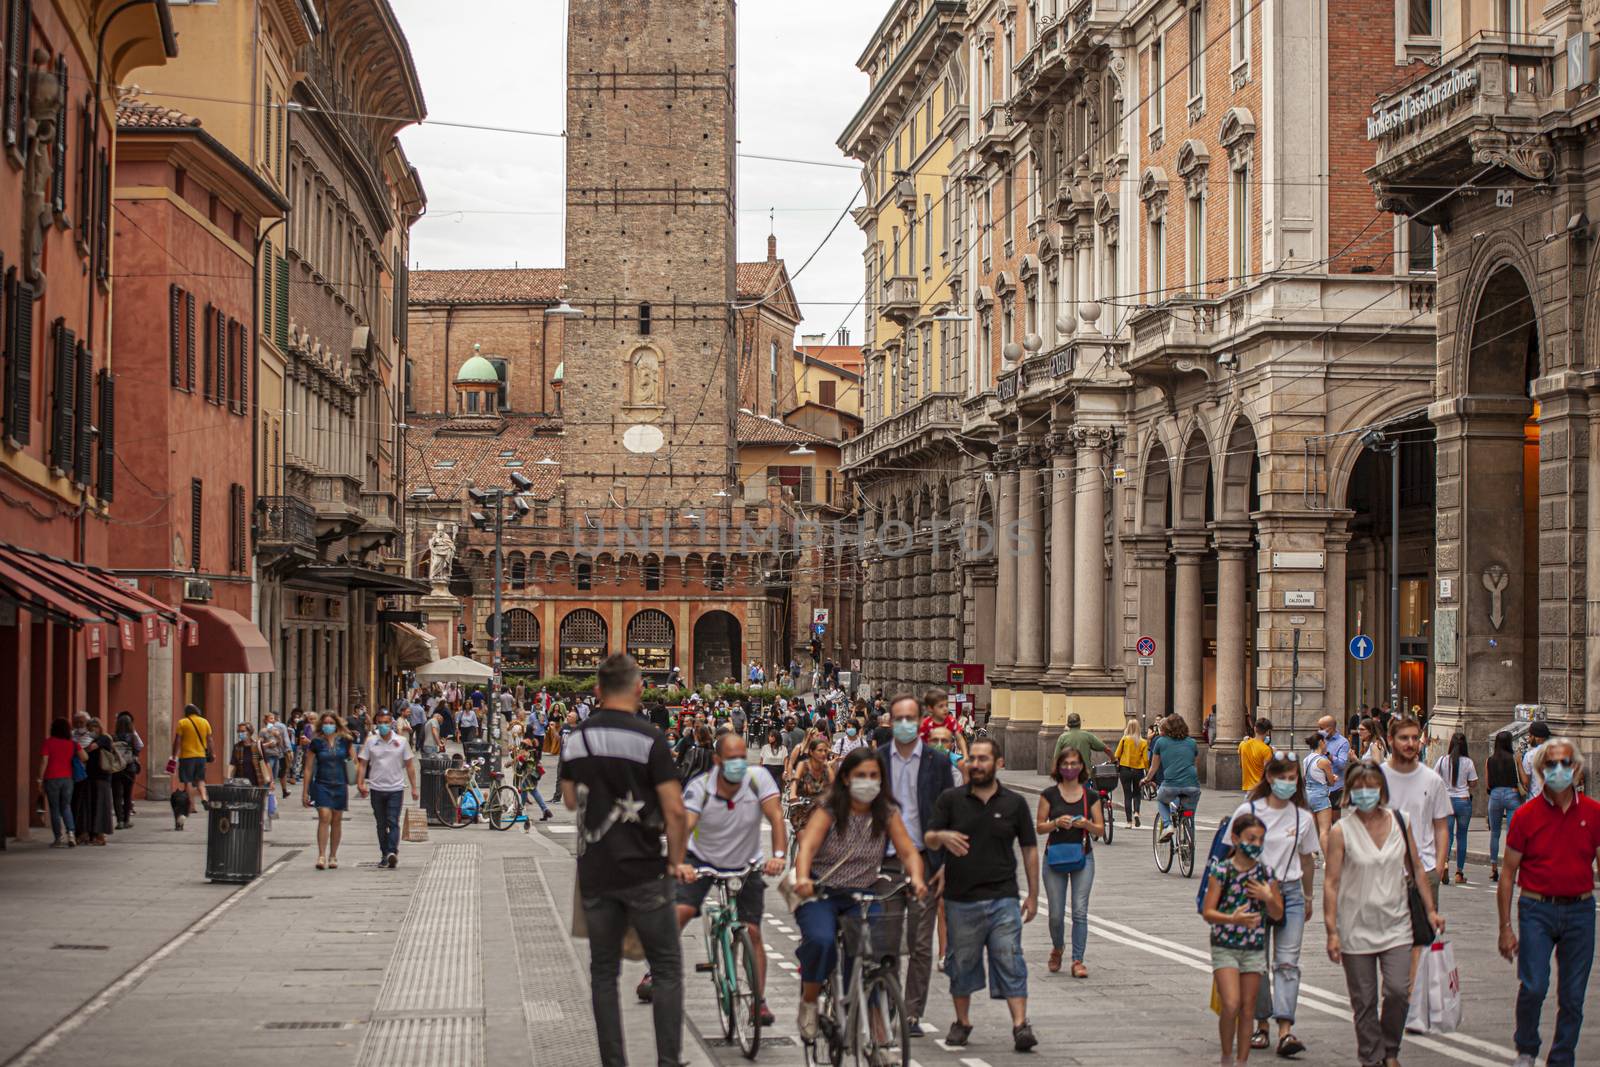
[214,307,226,405]
[232,318,248,413]
[73,338,91,484]
[202,302,214,400]
[95,368,114,501]
[274,255,289,349]
[263,83,273,175]
[190,478,202,571]
[3,264,33,446]
[94,145,109,282]
[75,94,91,247]
[50,54,66,216]
[2,0,29,154]
[261,240,273,343]
[275,94,284,178]
[48,318,75,474]
[184,291,196,390]
[168,284,181,386]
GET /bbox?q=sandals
[316,854,327,870]
[1277,1034,1306,1058]
[328,856,338,869]
[1250,1029,1270,1050]
[1048,947,1063,973]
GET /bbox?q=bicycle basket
[443,767,472,787]
[1091,764,1121,790]
[842,891,908,960]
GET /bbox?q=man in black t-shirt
[559,654,687,1067]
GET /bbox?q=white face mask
[848,778,881,803]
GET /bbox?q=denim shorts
[675,868,765,926]
[943,897,1028,999]
[1304,779,1331,813]
[1210,944,1267,973]
[177,757,207,784]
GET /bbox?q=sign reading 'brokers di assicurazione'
[1367,67,1479,141]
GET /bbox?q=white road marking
[1087,918,1513,1065]
[786,934,801,941]
[959,1059,993,1067]
[543,824,576,834]
[773,923,794,933]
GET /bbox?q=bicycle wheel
[486,785,520,831]
[730,926,763,1059]
[803,974,844,1067]
[852,970,909,1067]
[1152,814,1174,873]
[1103,801,1115,845]
[710,919,735,1040]
[443,785,471,829]
[1178,816,1196,878]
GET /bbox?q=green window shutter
[274,255,289,349]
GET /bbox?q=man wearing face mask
[1497,739,1600,1067]
[1316,714,1352,813]
[832,717,868,759]
[660,731,786,1026]
[356,709,419,869]
[879,693,956,1035]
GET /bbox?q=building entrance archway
[692,610,741,687]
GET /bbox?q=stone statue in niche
[22,50,62,294]
[630,346,662,407]
[427,522,457,588]
[1482,563,1509,630]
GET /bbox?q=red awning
[180,605,275,674]
[0,554,110,626]
[0,545,178,630]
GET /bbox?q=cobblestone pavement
[3,757,1596,1067]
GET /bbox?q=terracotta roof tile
[412,264,783,306]
[116,100,202,130]
[406,414,563,501]
[735,410,828,446]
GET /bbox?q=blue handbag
[1046,841,1086,873]
[71,755,87,782]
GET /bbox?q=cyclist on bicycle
[653,733,786,1026]
[1143,713,1201,841]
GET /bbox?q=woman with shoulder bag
[228,721,271,788]
[1323,762,1444,1067]
[112,710,143,829]
[1037,747,1103,977]
[1483,730,1527,883]
[80,718,117,845]
[303,712,353,870]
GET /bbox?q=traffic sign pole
[1135,636,1156,731]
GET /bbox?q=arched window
[626,609,675,674]
[508,551,527,589]
[503,608,540,667]
[558,608,607,675]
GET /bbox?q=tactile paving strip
[503,856,601,1066]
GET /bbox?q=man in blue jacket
[880,692,956,1035]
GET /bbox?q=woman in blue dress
[301,712,353,869]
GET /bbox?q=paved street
[7,755,1591,1067]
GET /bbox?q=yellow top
[1113,736,1148,770]
[1239,737,1273,791]
[176,713,211,760]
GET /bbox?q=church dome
[456,354,499,384]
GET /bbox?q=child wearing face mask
[1201,812,1284,1067]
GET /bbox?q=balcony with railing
[842,391,962,470]
[1367,32,1559,220]
[881,275,921,325]
[1014,1,1127,118]
[256,496,317,559]
[973,102,1015,166]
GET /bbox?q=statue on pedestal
[427,522,457,590]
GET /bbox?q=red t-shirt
[920,713,958,741]
[40,737,78,779]
[1507,791,1600,897]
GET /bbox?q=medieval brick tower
[562,0,738,510]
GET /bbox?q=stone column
[1209,532,1251,789]
[1009,445,1048,771]
[1171,534,1208,736]
[1040,439,1076,769]
[990,452,1018,752]
[1325,526,1351,725]
[1070,429,1109,673]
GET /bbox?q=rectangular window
[228,482,243,571]
[1004,29,1014,98]
[1149,217,1166,297]
[769,340,780,415]
[1189,4,1205,101]
[908,214,916,274]
[1232,0,1248,67]
[981,189,992,260]
[1231,167,1250,280]
[1186,196,1205,291]
[892,226,902,275]
[767,465,815,504]
[1151,38,1164,128]
[190,478,203,571]
[1406,217,1436,273]
[818,378,837,407]
[1409,0,1435,36]
[1002,169,1014,248]
[825,468,835,505]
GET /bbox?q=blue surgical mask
[321,723,336,735]
[721,758,749,784]
[846,727,858,738]
[892,719,919,743]
[1542,765,1575,793]
[1350,787,1382,811]
[1269,778,1298,800]
[377,723,392,738]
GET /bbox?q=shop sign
[86,624,103,658]
[159,620,170,647]
[1367,67,1478,140]
[143,615,157,641]
[119,618,135,648]
[186,619,200,646]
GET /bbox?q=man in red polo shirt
[1497,738,1600,1067]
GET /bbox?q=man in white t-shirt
[355,709,419,868]
[1232,763,1321,1056]
[1522,721,1552,799]
[654,732,786,1024]
[1381,716,1452,903]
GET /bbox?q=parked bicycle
[444,757,519,830]
[692,860,764,1059]
[1152,800,1196,877]
[1090,762,1119,845]
[802,877,911,1067]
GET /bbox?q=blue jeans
[944,897,1028,999]
[1043,850,1095,961]
[796,890,873,985]
[1446,795,1472,872]
[1487,787,1520,866]
[369,788,403,858]
[523,784,550,814]
[1255,880,1306,1024]
[1156,785,1202,830]
[1515,896,1595,1066]
[44,777,75,838]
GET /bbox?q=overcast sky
[389,0,881,341]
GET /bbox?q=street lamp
[469,475,533,691]
[1361,428,1401,713]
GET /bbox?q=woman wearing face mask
[786,734,833,835]
[1201,812,1284,1067]
[302,712,354,870]
[228,721,271,789]
[831,718,867,760]
[1234,754,1320,1058]
[1323,762,1443,1067]
[1037,748,1103,977]
[791,746,926,1042]
[1301,733,1336,854]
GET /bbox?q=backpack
[112,738,137,771]
[1196,806,1246,915]
[99,742,128,775]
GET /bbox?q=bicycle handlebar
[690,859,765,880]
[815,876,911,904]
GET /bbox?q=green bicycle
[692,860,764,1059]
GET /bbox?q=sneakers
[757,1000,774,1026]
[541,810,553,821]
[636,972,654,1002]
[944,1021,972,1046]
[386,853,398,869]
[1454,870,1466,884]
[1133,815,1141,828]
[797,1001,819,1041]
[1159,823,1174,842]
[1013,1022,1038,1052]
[175,815,185,831]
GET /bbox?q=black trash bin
[462,739,495,768]
[420,754,452,826]
[205,783,267,884]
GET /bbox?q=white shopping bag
[1405,939,1460,1034]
